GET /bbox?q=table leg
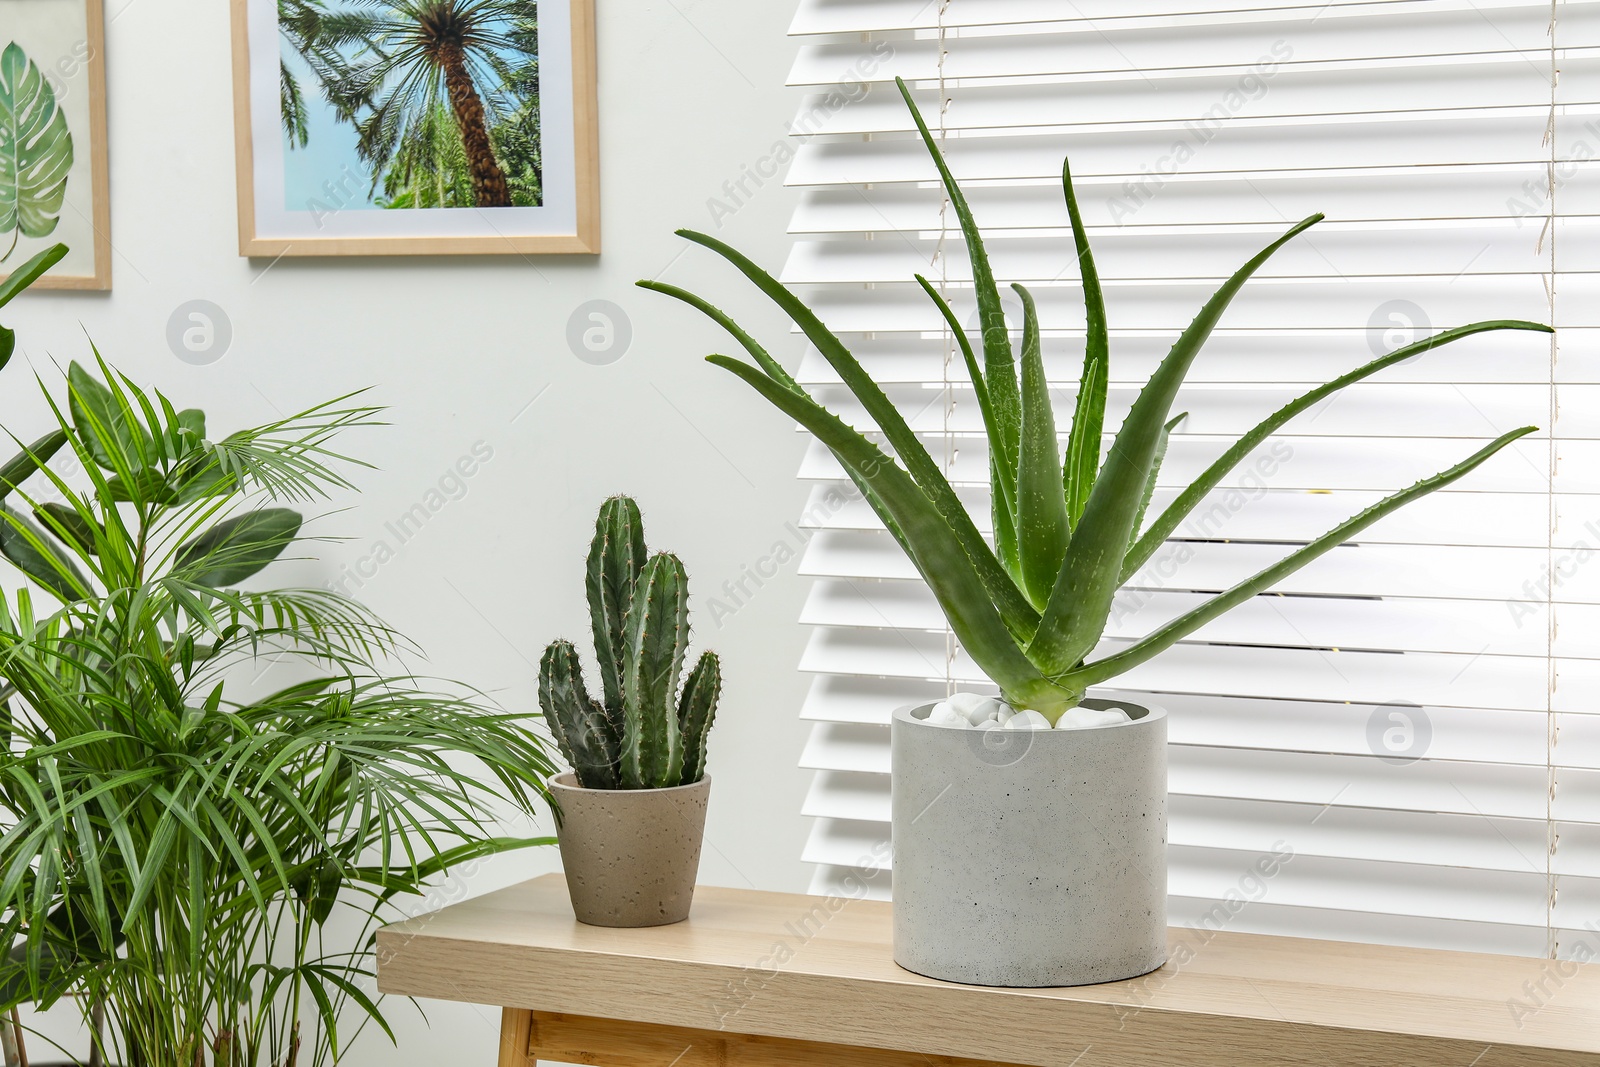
[498,1007,537,1067]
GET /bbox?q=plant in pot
[0,245,557,1064]
[639,79,1549,987]
[539,495,721,928]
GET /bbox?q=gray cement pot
[549,772,710,928]
[891,698,1167,987]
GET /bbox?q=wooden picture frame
[229,0,598,257]
[0,0,111,289]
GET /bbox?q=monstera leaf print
[0,42,74,262]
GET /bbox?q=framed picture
[0,0,111,289]
[229,0,598,257]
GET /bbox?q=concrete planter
[549,772,710,928]
[891,698,1167,987]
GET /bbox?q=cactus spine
[540,496,720,789]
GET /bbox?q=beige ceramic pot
[549,772,710,927]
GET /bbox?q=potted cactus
[539,496,721,927]
[640,78,1549,986]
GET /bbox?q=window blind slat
[791,169,1589,233]
[790,7,1592,87]
[795,480,1597,551]
[795,627,1600,716]
[800,579,1600,660]
[795,529,1595,603]
[792,330,1573,385]
[795,433,1594,494]
[790,0,1561,37]
[784,122,1557,185]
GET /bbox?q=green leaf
[636,280,801,390]
[0,429,66,500]
[1012,283,1069,609]
[289,854,342,927]
[172,456,235,503]
[106,468,178,505]
[895,76,1021,520]
[0,44,73,260]
[170,407,206,462]
[1063,356,1106,526]
[174,508,302,587]
[913,274,1021,584]
[1120,319,1554,580]
[0,242,66,308]
[33,501,99,555]
[359,838,558,904]
[674,229,1039,640]
[1066,426,1538,689]
[1062,155,1109,377]
[0,504,88,601]
[1127,412,1185,556]
[710,353,1057,690]
[1030,213,1324,674]
[68,361,143,472]
[1059,153,1110,531]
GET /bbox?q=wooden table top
[376,874,1600,1067]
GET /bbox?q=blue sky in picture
[276,7,541,214]
[280,49,380,212]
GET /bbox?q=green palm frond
[0,264,556,1067]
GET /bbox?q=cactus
[540,496,720,789]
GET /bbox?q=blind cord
[1540,0,1560,963]
[937,0,957,699]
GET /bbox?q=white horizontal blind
[784,0,1600,959]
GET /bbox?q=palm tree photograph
[277,0,541,211]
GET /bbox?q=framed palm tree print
[0,0,111,289]
[229,0,598,256]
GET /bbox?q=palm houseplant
[0,245,557,1065]
[640,79,1550,987]
[538,495,721,928]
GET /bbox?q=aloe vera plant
[540,496,721,789]
[640,78,1549,725]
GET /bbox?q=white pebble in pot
[946,692,995,724]
[1004,709,1053,730]
[1054,706,1133,729]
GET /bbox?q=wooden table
[376,873,1600,1067]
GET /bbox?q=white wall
[4,0,812,1062]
